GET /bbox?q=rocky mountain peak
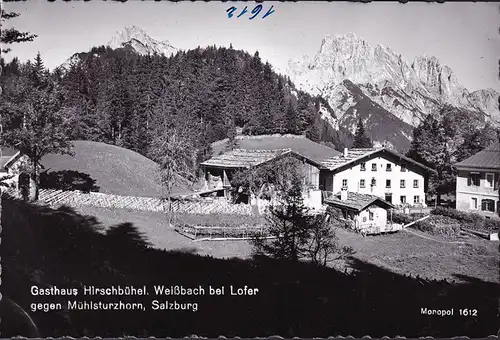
[286,33,499,149]
[107,25,178,56]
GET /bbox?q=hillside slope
[40,141,190,197]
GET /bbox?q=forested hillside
[0,46,349,165]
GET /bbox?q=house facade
[320,148,435,207]
[324,189,398,234]
[200,148,325,210]
[199,134,341,210]
[454,142,500,218]
[0,147,30,189]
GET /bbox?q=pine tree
[249,158,313,262]
[352,117,372,148]
[1,10,37,54]
[225,117,239,152]
[30,52,48,88]
[2,64,74,201]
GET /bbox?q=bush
[412,219,434,233]
[410,212,427,219]
[430,206,499,234]
[412,218,462,239]
[483,218,500,232]
[391,212,413,225]
[431,206,467,220]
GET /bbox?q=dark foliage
[352,117,372,148]
[1,9,37,54]
[406,107,499,204]
[0,46,344,164]
[2,198,498,338]
[0,52,74,201]
[40,170,100,193]
[431,206,499,233]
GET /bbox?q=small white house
[324,189,398,235]
[454,141,500,218]
[0,147,30,189]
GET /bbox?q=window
[360,179,365,188]
[363,216,367,222]
[342,179,348,188]
[386,179,391,188]
[371,163,377,171]
[400,180,406,188]
[401,165,406,172]
[485,173,494,188]
[468,173,480,187]
[471,197,478,210]
[369,211,374,221]
[360,163,366,171]
[413,195,420,204]
[385,193,392,203]
[400,195,406,204]
[481,199,495,212]
[413,180,419,188]
[371,178,376,186]
[386,164,392,172]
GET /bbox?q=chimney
[340,187,348,201]
[343,147,348,158]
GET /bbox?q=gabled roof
[321,147,435,173]
[454,142,500,170]
[324,191,395,212]
[210,134,340,164]
[200,148,325,169]
[0,147,22,170]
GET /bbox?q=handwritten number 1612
[226,5,275,20]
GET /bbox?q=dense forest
[1,44,498,200]
[406,105,499,203]
[0,46,348,164]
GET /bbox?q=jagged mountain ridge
[59,26,178,72]
[287,33,499,148]
[107,25,178,56]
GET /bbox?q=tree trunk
[166,182,174,226]
[29,157,39,202]
[167,196,173,226]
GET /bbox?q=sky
[3,1,500,92]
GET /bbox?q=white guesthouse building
[319,148,435,207]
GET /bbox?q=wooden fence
[173,224,273,241]
[38,189,253,215]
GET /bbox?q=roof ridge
[235,134,306,140]
[233,148,291,153]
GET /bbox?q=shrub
[430,206,500,233]
[431,206,466,220]
[412,219,434,233]
[483,218,500,232]
[412,218,461,239]
[410,212,427,219]
[391,212,413,225]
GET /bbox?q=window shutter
[467,176,471,186]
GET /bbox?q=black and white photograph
[1,0,499,337]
